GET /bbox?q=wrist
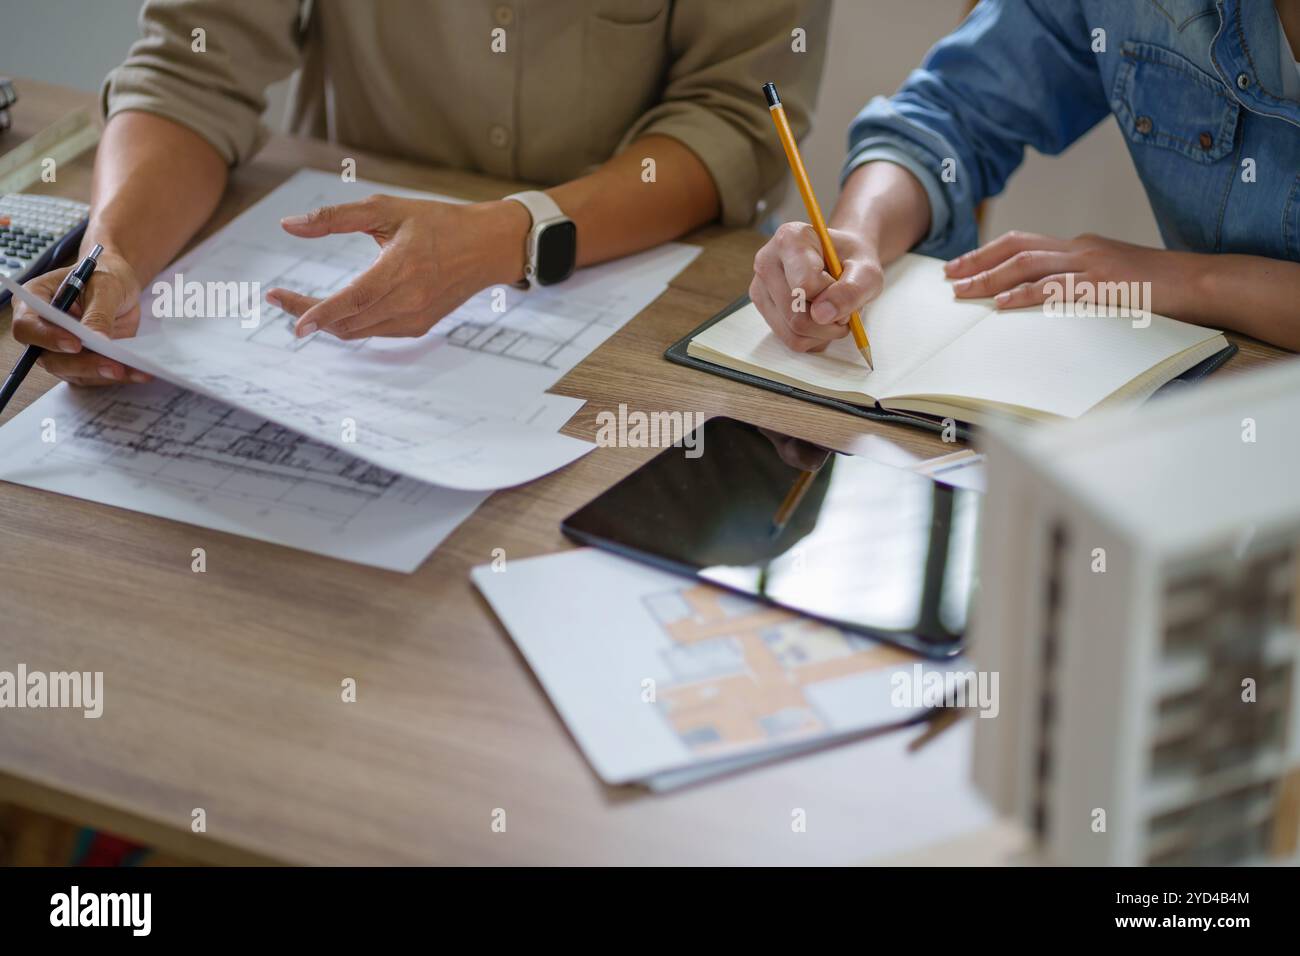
[1159,250,1208,321]
[832,161,930,264]
[476,199,531,287]
[81,227,142,287]
[829,189,886,267]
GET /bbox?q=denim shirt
[844,0,1300,262]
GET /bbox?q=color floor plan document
[1,170,699,490]
[0,380,581,571]
[473,547,966,785]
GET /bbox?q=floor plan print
[0,380,500,572]
[179,174,690,379]
[472,548,966,788]
[644,584,914,755]
[66,384,409,524]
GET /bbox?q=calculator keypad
[0,194,90,280]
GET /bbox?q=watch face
[535,220,577,285]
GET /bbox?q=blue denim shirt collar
[1211,0,1300,127]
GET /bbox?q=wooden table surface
[0,79,1287,866]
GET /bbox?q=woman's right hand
[749,221,886,353]
[11,246,151,385]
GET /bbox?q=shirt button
[1135,115,1153,134]
[489,125,510,149]
[1236,72,1251,90]
[494,5,514,27]
[1198,132,1214,150]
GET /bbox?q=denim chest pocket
[1111,41,1240,163]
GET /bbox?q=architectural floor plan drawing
[64,384,408,525]
[207,232,603,373]
[0,381,579,572]
[5,276,593,491]
[172,171,700,390]
[472,548,961,786]
[2,169,698,491]
[645,584,914,756]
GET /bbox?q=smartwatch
[504,190,577,287]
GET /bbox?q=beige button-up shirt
[101,0,829,226]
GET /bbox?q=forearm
[546,134,720,269]
[828,161,931,265]
[1179,253,1300,352]
[86,111,228,281]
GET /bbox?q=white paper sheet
[1,170,699,491]
[472,548,969,785]
[0,381,581,572]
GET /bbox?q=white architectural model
[972,361,1300,865]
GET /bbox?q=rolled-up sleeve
[618,0,830,227]
[100,0,304,166]
[843,0,1111,258]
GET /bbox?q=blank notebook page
[886,307,1224,417]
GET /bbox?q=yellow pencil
[763,81,874,370]
[770,468,817,537]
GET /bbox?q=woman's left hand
[945,231,1195,318]
[267,194,530,339]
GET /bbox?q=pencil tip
[860,345,874,371]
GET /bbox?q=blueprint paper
[0,382,579,572]
[2,275,588,492]
[472,548,969,785]
[0,170,698,491]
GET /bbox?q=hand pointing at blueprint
[268,193,530,341]
[0,171,698,492]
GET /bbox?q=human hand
[267,194,530,340]
[758,426,832,471]
[749,221,885,353]
[11,246,151,385]
[946,231,1192,317]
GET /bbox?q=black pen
[0,243,103,414]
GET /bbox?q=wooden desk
[0,79,1287,866]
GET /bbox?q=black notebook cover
[665,295,1239,442]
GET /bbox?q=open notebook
[686,254,1230,427]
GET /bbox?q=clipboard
[665,294,1239,441]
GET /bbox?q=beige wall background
[779,0,1162,247]
[4,0,1160,248]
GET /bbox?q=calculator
[0,193,91,308]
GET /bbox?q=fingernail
[99,364,121,381]
[265,291,281,307]
[811,301,836,322]
[995,291,1011,306]
[944,258,961,274]
[281,215,308,227]
[57,336,81,353]
[129,371,149,383]
[953,278,972,292]
[297,322,317,337]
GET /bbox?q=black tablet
[561,417,977,658]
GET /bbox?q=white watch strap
[503,190,564,226]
